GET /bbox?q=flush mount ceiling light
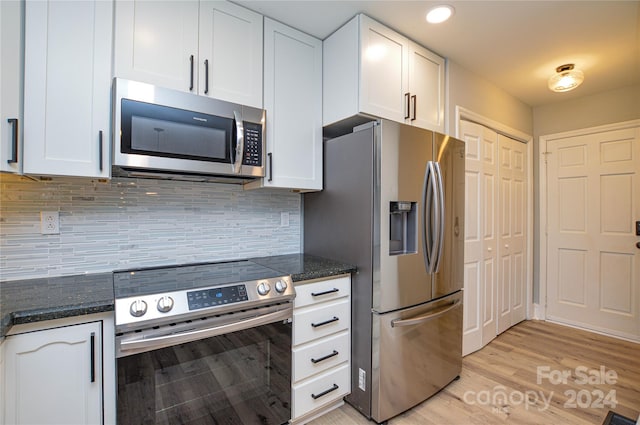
[426,5,454,24]
[548,64,585,92]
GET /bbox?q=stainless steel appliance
[112,78,266,183]
[114,260,295,425]
[304,120,465,423]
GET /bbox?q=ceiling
[236,0,640,107]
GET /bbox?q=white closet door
[461,120,498,355]
[546,127,640,339]
[497,135,527,334]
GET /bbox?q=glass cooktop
[113,260,284,299]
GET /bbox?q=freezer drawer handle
[311,288,339,297]
[311,316,339,328]
[391,300,460,328]
[310,350,339,364]
[311,384,339,400]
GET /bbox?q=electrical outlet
[280,212,289,227]
[41,211,60,235]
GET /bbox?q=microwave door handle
[233,111,244,174]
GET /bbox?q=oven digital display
[187,284,248,310]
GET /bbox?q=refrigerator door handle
[433,162,445,273]
[390,300,461,327]
[421,162,436,272]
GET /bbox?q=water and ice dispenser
[389,201,417,255]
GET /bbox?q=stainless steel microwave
[112,78,265,183]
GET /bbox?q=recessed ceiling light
[548,64,585,92]
[426,5,454,24]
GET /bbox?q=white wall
[0,175,301,281]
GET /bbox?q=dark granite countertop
[0,273,114,338]
[250,254,356,282]
[0,254,354,338]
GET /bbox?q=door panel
[461,120,498,354]
[433,133,466,299]
[547,127,640,339]
[377,121,433,313]
[372,291,462,423]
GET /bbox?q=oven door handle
[119,308,291,353]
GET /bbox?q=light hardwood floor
[310,320,640,425]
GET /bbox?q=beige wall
[447,61,533,136]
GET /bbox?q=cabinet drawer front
[292,363,350,420]
[294,276,350,308]
[293,330,349,382]
[293,299,350,345]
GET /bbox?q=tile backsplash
[0,175,301,281]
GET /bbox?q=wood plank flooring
[310,320,640,425]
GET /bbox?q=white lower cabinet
[291,275,351,424]
[2,314,115,425]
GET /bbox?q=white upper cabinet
[23,0,112,178]
[114,0,263,108]
[245,18,322,191]
[0,0,23,174]
[359,16,409,124]
[198,1,263,107]
[408,42,445,131]
[113,0,199,93]
[324,14,445,133]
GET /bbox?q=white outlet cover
[41,211,60,235]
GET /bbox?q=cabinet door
[113,0,199,93]
[262,18,322,190]
[359,15,409,123]
[23,0,111,177]
[408,42,445,132]
[4,322,103,425]
[0,0,22,173]
[199,1,263,108]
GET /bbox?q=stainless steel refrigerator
[304,119,465,423]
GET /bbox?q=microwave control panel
[243,122,262,166]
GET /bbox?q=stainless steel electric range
[113,260,295,425]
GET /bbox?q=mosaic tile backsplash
[0,175,301,281]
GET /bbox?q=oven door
[116,307,292,425]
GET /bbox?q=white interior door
[461,120,498,355]
[497,135,527,334]
[546,126,640,340]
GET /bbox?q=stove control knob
[257,282,271,296]
[275,280,288,293]
[157,296,174,313]
[129,299,148,317]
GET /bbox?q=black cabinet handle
[189,55,194,91]
[90,332,96,383]
[411,95,417,121]
[311,350,339,364]
[311,288,339,297]
[268,152,273,182]
[204,59,209,94]
[98,131,103,172]
[311,316,339,328]
[311,384,339,400]
[7,118,18,164]
[404,93,410,119]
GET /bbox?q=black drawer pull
[311,350,339,364]
[311,316,339,328]
[311,288,339,297]
[90,332,96,383]
[311,384,339,400]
